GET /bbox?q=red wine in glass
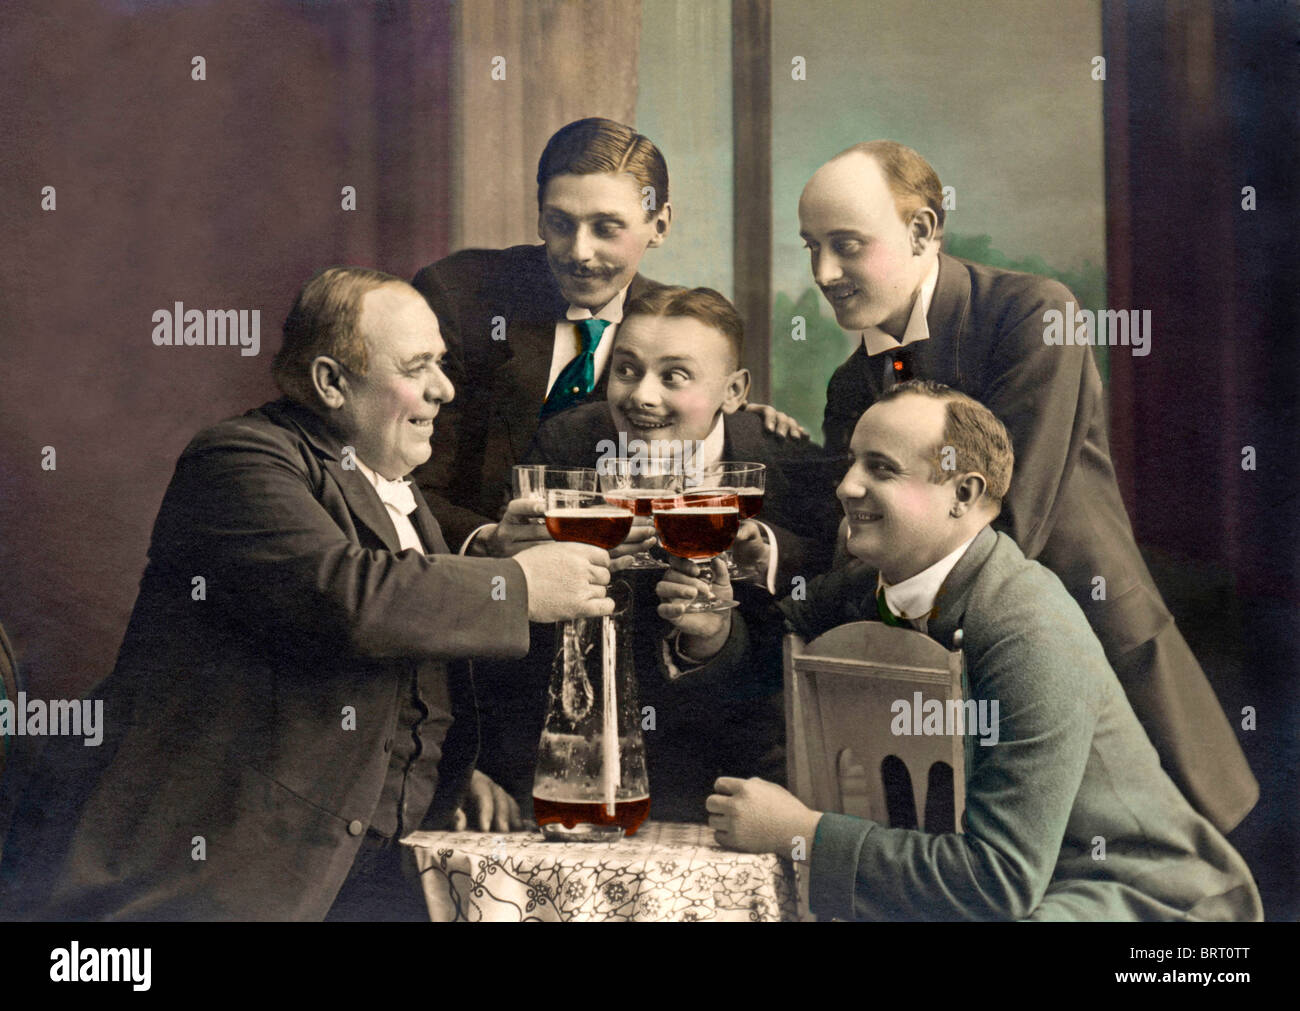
[654,504,740,558]
[735,489,764,520]
[600,488,660,517]
[544,506,633,550]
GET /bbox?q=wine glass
[650,492,742,613]
[597,457,681,569]
[511,465,596,525]
[689,462,767,583]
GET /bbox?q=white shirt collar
[354,457,402,488]
[354,458,422,551]
[861,255,940,357]
[642,412,726,473]
[695,413,727,471]
[879,529,980,622]
[565,284,630,324]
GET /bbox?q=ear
[647,202,673,248]
[909,207,939,255]
[310,355,348,410]
[721,367,751,414]
[949,472,989,517]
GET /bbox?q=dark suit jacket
[410,243,662,547]
[697,527,1262,921]
[0,399,530,921]
[822,252,1257,833]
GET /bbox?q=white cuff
[459,524,494,556]
[754,520,779,595]
[661,630,707,682]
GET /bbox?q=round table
[402,821,802,922]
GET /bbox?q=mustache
[557,262,619,279]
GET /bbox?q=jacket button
[348,819,365,836]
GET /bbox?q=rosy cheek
[893,483,934,519]
[391,384,423,418]
[669,389,714,424]
[864,243,903,281]
[610,232,646,266]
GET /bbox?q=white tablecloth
[402,821,801,922]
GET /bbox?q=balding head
[798,143,942,335]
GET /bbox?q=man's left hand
[706,776,822,859]
[744,403,810,440]
[454,770,522,832]
[730,520,770,581]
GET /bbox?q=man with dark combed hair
[409,117,806,556]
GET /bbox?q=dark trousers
[324,832,431,922]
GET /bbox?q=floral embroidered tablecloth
[402,821,801,922]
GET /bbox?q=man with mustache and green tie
[409,117,807,557]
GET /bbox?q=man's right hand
[481,498,553,557]
[514,542,614,622]
[655,555,733,657]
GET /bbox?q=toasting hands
[481,498,552,557]
[514,542,613,622]
[481,498,654,567]
[730,520,770,581]
[655,555,733,651]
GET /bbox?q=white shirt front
[685,412,726,472]
[545,285,630,394]
[861,256,941,357]
[878,529,981,633]
[355,459,425,554]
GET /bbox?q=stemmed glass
[597,457,682,569]
[650,492,742,613]
[512,465,596,524]
[688,462,767,583]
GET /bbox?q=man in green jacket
[657,380,1262,920]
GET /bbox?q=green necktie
[540,318,610,420]
[876,584,905,627]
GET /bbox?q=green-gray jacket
[708,525,1262,921]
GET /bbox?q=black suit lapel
[322,460,403,554]
[409,486,450,554]
[720,411,771,465]
[499,317,557,461]
[927,524,998,646]
[922,253,973,387]
[626,271,656,303]
[264,399,405,554]
[493,254,569,464]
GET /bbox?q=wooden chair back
[784,621,967,833]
